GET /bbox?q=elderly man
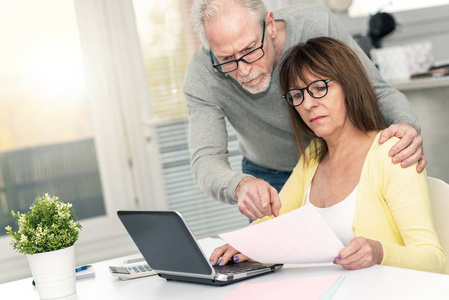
[183,0,424,221]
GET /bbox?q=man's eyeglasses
[210,21,265,74]
[283,79,332,107]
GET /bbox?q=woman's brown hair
[279,37,387,163]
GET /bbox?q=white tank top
[305,184,357,246]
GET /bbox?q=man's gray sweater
[182,4,420,205]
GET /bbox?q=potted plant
[5,193,82,299]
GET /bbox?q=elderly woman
[210,37,444,273]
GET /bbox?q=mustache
[238,71,264,84]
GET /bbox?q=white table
[1,238,449,300]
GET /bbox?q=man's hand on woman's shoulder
[379,123,426,172]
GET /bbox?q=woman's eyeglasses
[283,79,332,107]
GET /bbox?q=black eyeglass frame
[282,79,332,107]
[209,21,265,74]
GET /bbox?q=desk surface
[1,238,449,300]
[390,76,449,91]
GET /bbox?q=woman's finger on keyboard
[218,246,240,266]
[232,253,249,263]
[210,243,238,266]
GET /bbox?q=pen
[75,265,91,272]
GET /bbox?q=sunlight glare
[20,40,86,100]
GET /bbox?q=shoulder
[276,4,334,44]
[184,47,212,81]
[370,133,399,159]
[274,4,330,20]
[366,132,420,176]
[183,46,228,99]
[366,132,397,167]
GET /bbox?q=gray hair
[191,0,268,50]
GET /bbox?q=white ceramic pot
[27,245,76,299]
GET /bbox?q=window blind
[133,0,248,237]
[156,120,249,239]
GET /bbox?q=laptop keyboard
[214,262,268,275]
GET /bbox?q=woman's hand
[209,243,250,266]
[334,237,384,270]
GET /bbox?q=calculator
[109,257,157,280]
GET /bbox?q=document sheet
[219,205,345,264]
[223,275,345,300]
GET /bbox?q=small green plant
[5,194,82,255]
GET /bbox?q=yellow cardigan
[256,132,445,273]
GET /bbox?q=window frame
[0,0,166,283]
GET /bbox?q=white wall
[335,5,449,65]
[279,1,449,64]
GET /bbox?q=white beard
[238,71,272,94]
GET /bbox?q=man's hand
[235,177,281,221]
[334,237,383,270]
[379,123,426,173]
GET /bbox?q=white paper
[219,205,345,264]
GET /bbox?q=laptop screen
[117,210,214,276]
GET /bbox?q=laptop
[117,210,283,286]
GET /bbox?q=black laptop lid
[117,210,213,276]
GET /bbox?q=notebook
[117,210,283,286]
